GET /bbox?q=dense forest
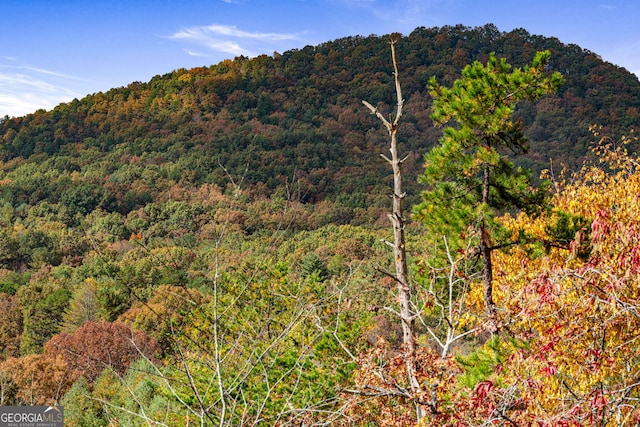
[0,24,639,426]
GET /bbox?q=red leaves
[531,272,557,305]
[618,244,640,274]
[344,341,464,426]
[471,380,494,409]
[589,389,607,410]
[44,321,159,384]
[1,321,159,406]
[583,348,604,373]
[590,209,610,244]
[535,326,561,361]
[539,363,557,376]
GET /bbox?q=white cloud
[0,62,84,117]
[169,24,301,58]
[203,24,299,41]
[184,49,209,57]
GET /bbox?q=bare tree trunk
[363,37,424,421]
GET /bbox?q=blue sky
[1,0,639,117]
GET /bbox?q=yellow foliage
[491,129,640,425]
[329,129,640,426]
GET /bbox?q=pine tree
[414,50,563,327]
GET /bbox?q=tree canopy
[0,25,638,425]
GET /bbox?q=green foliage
[0,230,20,269]
[1,26,637,220]
[18,284,71,354]
[0,293,23,359]
[298,252,330,282]
[18,230,57,267]
[0,282,18,295]
[61,182,114,219]
[456,337,508,388]
[416,50,562,235]
[84,210,129,243]
[62,279,99,332]
[60,377,105,427]
[0,25,638,426]
[94,278,132,321]
[83,361,179,427]
[544,209,591,255]
[0,271,28,298]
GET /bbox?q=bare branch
[362,35,426,422]
[362,100,392,130]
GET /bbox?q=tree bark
[481,162,497,329]
[363,37,424,421]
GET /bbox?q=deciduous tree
[0,353,70,405]
[44,321,159,384]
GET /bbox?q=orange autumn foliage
[344,129,640,426]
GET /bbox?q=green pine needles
[416,50,563,226]
[415,50,563,319]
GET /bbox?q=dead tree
[362,36,425,421]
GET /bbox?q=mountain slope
[1,24,638,218]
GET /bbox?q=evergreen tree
[414,50,563,326]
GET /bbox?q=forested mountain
[1,24,639,219]
[0,24,639,426]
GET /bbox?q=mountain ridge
[1,24,638,219]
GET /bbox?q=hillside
[1,24,639,222]
[0,24,640,426]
